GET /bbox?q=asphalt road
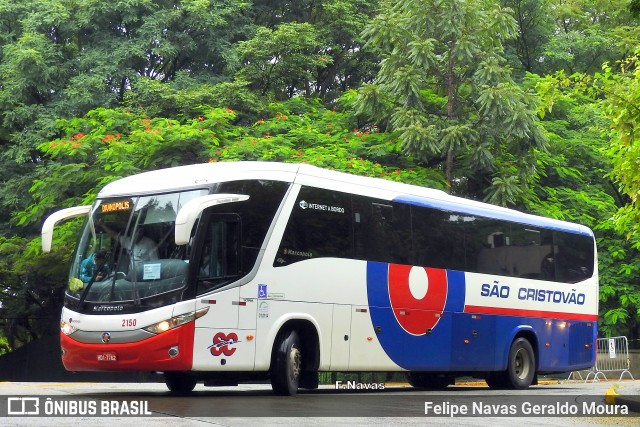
[0,380,638,426]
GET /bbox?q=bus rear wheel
[507,337,535,389]
[164,372,197,394]
[270,330,302,396]
[487,337,536,390]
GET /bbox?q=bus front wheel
[270,329,302,396]
[164,372,197,394]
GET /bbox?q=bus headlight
[60,320,78,335]
[143,307,209,335]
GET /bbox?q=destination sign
[100,200,132,213]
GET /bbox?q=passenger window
[353,197,412,264]
[214,180,290,271]
[275,186,352,266]
[508,226,554,280]
[467,217,510,275]
[553,232,594,283]
[412,208,466,271]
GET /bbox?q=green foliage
[592,55,640,337]
[0,336,9,356]
[38,98,442,195]
[0,0,253,158]
[524,69,640,338]
[2,0,640,349]
[541,0,638,75]
[0,233,74,348]
[236,23,330,99]
[501,0,554,74]
[245,0,380,101]
[358,0,547,204]
[10,96,445,239]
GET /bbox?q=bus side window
[411,208,466,271]
[553,231,594,283]
[507,226,553,280]
[353,197,412,265]
[468,217,510,276]
[275,186,352,267]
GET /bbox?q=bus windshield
[68,189,208,305]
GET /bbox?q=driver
[98,219,158,263]
[79,250,111,282]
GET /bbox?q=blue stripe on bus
[393,195,593,237]
[444,270,465,313]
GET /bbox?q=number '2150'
[122,318,137,327]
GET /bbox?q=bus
[42,161,598,395]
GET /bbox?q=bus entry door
[191,213,249,369]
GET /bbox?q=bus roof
[98,161,593,237]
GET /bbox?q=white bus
[42,161,598,395]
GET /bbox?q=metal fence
[583,336,635,382]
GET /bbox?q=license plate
[96,352,117,362]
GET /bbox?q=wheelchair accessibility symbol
[258,284,267,299]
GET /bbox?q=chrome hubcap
[290,344,301,379]
[514,348,531,380]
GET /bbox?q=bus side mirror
[42,205,92,252]
[174,194,249,245]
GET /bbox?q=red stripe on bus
[464,305,598,322]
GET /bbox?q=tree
[0,235,71,349]
[525,71,640,338]
[592,55,640,339]
[541,0,638,75]
[237,0,379,101]
[598,55,640,246]
[24,97,444,226]
[501,0,554,74]
[236,23,330,99]
[0,336,9,356]
[356,0,547,204]
[0,0,253,233]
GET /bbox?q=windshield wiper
[128,258,142,307]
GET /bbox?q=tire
[485,372,508,389]
[506,337,536,389]
[299,370,319,389]
[486,338,536,390]
[270,330,302,396]
[406,372,453,389]
[164,372,197,394]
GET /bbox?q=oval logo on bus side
[366,262,466,369]
[387,264,448,335]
